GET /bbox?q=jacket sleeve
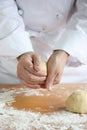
[53,0,87,64]
[0,0,33,59]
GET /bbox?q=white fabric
[54,0,87,64]
[61,65,87,83]
[0,58,20,84]
[0,0,33,58]
[0,0,87,84]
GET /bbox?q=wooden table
[0,84,87,129]
[0,83,87,112]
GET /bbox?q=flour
[0,90,15,103]
[0,102,87,130]
[0,87,45,97]
[0,87,87,130]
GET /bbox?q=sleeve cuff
[53,29,87,64]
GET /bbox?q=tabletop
[0,83,87,130]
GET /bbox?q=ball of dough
[66,91,87,114]
[41,61,47,74]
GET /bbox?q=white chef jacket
[0,0,87,84]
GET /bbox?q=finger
[24,54,45,76]
[17,63,24,79]
[54,75,60,84]
[33,54,42,72]
[54,78,60,84]
[40,84,47,89]
[20,53,33,67]
[17,61,46,85]
[54,73,62,84]
[23,56,33,71]
[45,70,56,90]
[25,66,47,77]
[21,68,46,85]
[54,80,59,84]
[21,80,41,89]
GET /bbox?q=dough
[41,61,47,74]
[66,91,87,114]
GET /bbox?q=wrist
[54,50,69,56]
[53,50,69,62]
[17,51,33,61]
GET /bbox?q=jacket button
[56,14,59,19]
[18,9,24,16]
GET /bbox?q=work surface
[0,84,87,130]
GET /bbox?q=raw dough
[41,61,47,74]
[66,91,87,114]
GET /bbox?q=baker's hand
[17,52,47,88]
[45,50,69,89]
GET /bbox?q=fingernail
[46,84,52,91]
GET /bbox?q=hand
[17,52,47,88]
[45,50,69,89]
